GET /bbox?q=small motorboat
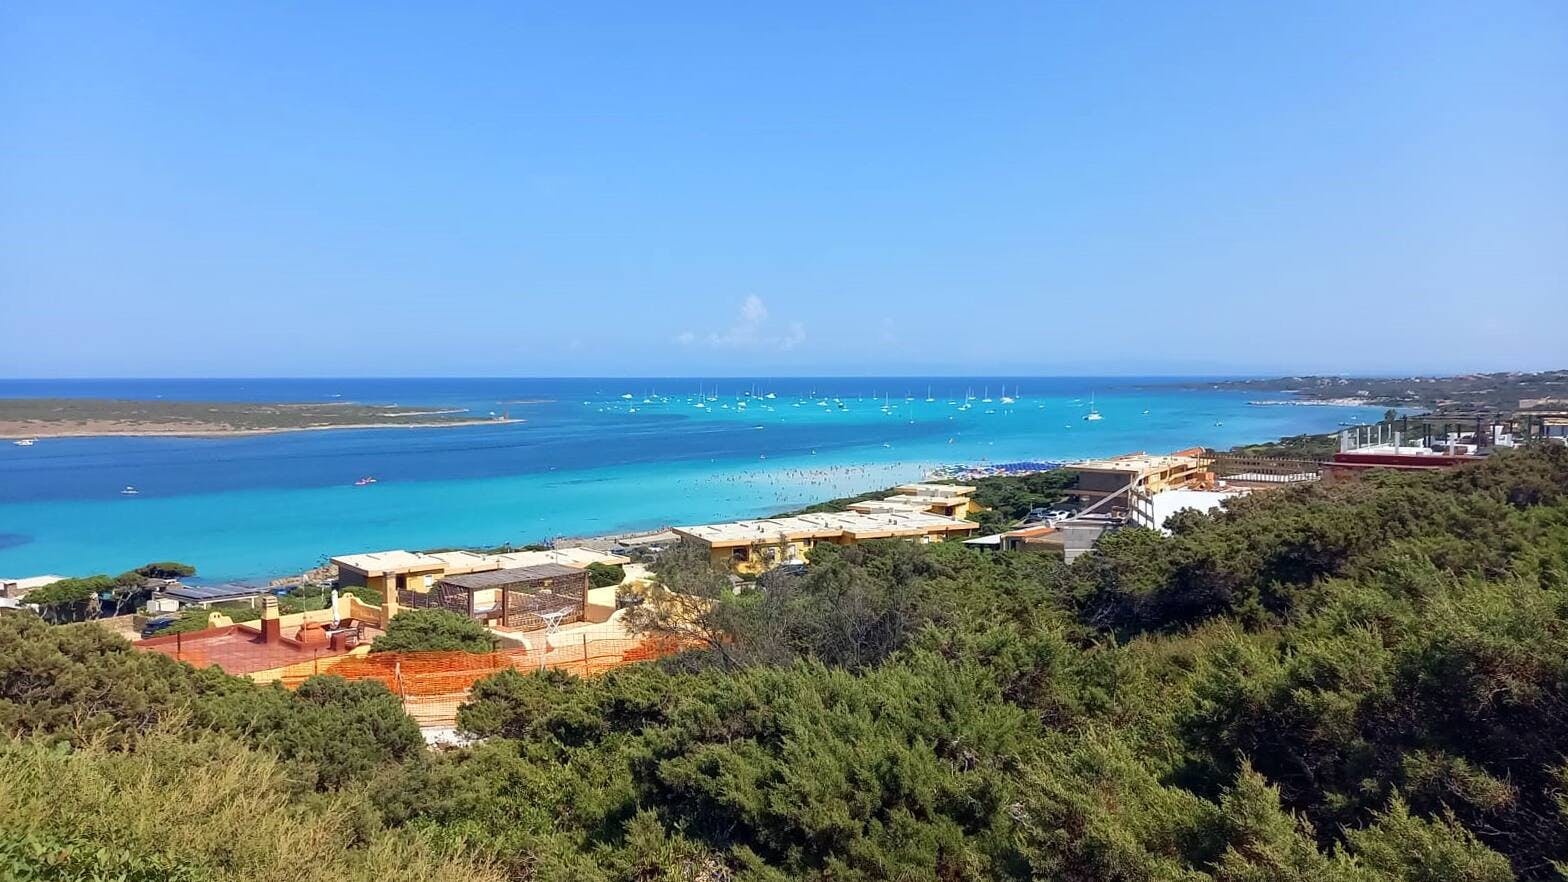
[354,476,378,486]
[13,438,35,446]
[120,485,140,496]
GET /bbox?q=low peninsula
[1193,370,1568,413]
[0,398,517,439]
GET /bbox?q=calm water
[0,377,1379,580]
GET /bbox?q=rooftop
[894,483,977,497]
[159,583,275,604]
[331,550,444,575]
[674,510,976,547]
[333,546,629,578]
[494,547,630,568]
[438,563,585,590]
[425,550,500,574]
[1002,523,1060,540]
[846,499,934,513]
[136,618,381,676]
[1070,451,1203,476]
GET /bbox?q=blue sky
[2,1,1565,378]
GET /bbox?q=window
[732,547,751,562]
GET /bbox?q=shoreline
[1247,398,1371,407]
[3,399,1375,583]
[0,417,522,441]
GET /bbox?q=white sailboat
[1083,394,1104,422]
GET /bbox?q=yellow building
[331,550,449,597]
[1068,449,1210,499]
[331,547,629,601]
[673,510,978,574]
[893,483,980,517]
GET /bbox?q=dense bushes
[0,614,421,790]
[0,725,498,882]
[390,445,1568,879]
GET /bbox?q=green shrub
[371,609,498,654]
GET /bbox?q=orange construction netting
[273,634,687,728]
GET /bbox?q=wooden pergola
[411,564,589,631]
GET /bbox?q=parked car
[140,614,178,639]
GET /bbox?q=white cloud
[674,330,696,345]
[696,296,805,351]
[781,321,806,350]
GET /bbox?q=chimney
[260,596,282,644]
[379,577,399,630]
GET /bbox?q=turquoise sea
[0,378,1380,581]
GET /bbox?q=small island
[0,398,519,439]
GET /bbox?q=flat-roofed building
[332,546,629,599]
[1,574,65,600]
[846,498,935,515]
[674,511,977,574]
[893,483,979,516]
[895,482,977,498]
[1069,450,1209,499]
[999,523,1061,553]
[879,493,972,518]
[331,550,448,595]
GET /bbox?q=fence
[1198,450,1327,485]
[273,634,687,728]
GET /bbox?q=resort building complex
[331,547,628,597]
[675,509,978,574]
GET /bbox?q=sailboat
[981,386,992,404]
[925,385,935,403]
[999,384,1015,405]
[1083,394,1104,422]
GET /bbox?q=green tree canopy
[370,609,499,654]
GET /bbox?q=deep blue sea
[0,378,1380,581]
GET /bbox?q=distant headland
[1190,370,1568,413]
[0,398,519,439]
